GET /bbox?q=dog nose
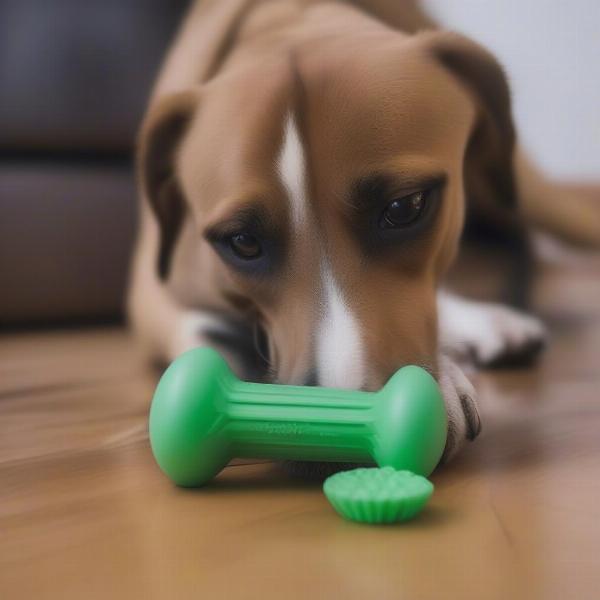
[301,369,319,387]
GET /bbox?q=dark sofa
[0,0,189,325]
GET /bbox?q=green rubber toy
[149,347,447,487]
[323,467,434,524]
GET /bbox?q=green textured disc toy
[323,467,434,524]
[150,347,447,490]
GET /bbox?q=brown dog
[128,0,600,459]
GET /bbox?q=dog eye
[229,232,262,259]
[379,191,426,229]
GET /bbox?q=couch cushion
[0,162,137,324]
[0,0,189,153]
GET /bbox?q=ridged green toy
[323,467,434,524]
[150,348,447,486]
[149,347,447,488]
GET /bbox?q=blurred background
[425,0,600,180]
[0,0,189,327]
[0,0,598,328]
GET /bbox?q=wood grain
[1,250,599,599]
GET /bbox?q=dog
[128,0,600,461]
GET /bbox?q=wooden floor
[1,247,599,600]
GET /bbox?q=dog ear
[137,89,200,279]
[423,32,518,231]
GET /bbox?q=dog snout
[301,369,319,387]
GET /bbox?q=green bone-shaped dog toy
[149,347,447,487]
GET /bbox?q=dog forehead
[178,39,472,219]
[300,45,473,155]
[178,61,294,211]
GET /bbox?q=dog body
[129,0,598,458]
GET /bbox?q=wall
[424,0,600,181]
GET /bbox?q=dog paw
[438,356,481,462]
[470,305,547,367]
[439,293,547,368]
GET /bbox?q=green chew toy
[149,347,447,487]
[323,467,434,524]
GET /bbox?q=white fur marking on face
[278,113,307,228]
[316,266,366,389]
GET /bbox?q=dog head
[139,27,516,390]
